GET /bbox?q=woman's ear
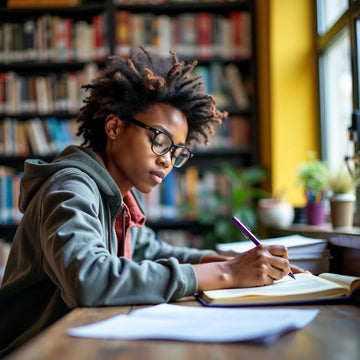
[105,114,122,139]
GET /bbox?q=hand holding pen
[232,216,296,280]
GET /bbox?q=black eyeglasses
[123,116,193,168]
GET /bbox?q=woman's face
[103,103,188,195]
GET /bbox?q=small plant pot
[330,193,355,228]
[305,202,326,225]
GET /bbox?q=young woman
[0,47,301,356]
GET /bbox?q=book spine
[0,73,5,115]
[130,14,144,49]
[92,14,104,61]
[46,117,62,153]
[224,64,250,110]
[197,12,212,60]
[0,174,14,225]
[177,13,196,57]
[0,120,4,155]
[2,23,12,64]
[161,170,178,219]
[115,10,131,56]
[157,15,171,58]
[64,18,74,62]
[143,13,155,53]
[25,18,36,62]
[15,120,31,156]
[230,11,252,58]
[185,166,199,220]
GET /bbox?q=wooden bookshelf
[0,0,259,245]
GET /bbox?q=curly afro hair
[77,46,228,152]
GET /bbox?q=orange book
[15,121,31,156]
[115,11,131,56]
[185,166,199,219]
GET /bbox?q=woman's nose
[156,151,172,168]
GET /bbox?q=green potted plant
[197,162,269,249]
[326,165,360,228]
[297,151,329,225]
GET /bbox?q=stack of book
[216,234,331,274]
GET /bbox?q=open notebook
[197,273,360,307]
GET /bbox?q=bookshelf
[0,0,258,246]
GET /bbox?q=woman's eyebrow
[153,124,186,146]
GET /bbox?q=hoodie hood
[19,146,121,213]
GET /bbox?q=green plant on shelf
[297,151,329,193]
[297,151,329,204]
[326,164,360,196]
[197,162,269,249]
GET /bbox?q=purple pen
[232,216,296,280]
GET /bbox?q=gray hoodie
[0,146,212,356]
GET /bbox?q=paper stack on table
[216,235,331,274]
[68,304,318,344]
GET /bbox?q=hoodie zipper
[120,209,126,257]
[106,200,113,255]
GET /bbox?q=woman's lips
[149,170,166,184]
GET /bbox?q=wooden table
[4,297,360,360]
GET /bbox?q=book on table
[197,273,360,307]
[216,235,331,274]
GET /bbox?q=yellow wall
[256,0,319,206]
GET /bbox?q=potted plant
[326,165,360,228]
[297,151,329,225]
[197,162,269,249]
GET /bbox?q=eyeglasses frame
[122,115,193,168]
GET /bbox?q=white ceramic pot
[258,199,294,229]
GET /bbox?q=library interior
[0,0,360,360]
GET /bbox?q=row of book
[114,0,240,4]
[0,112,249,160]
[0,10,250,64]
[7,0,83,7]
[138,166,233,221]
[114,10,251,60]
[0,62,250,116]
[7,0,237,7]
[194,115,251,151]
[0,167,22,226]
[157,229,204,250]
[0,63,98,115]
[0,13,109,64]
[0,117,82,157]
[194,62,251,110]
[0,165,230,226]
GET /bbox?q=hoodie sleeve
[39,170,199,308]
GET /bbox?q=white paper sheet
[216,235,328,258]
[68,304,318,344]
